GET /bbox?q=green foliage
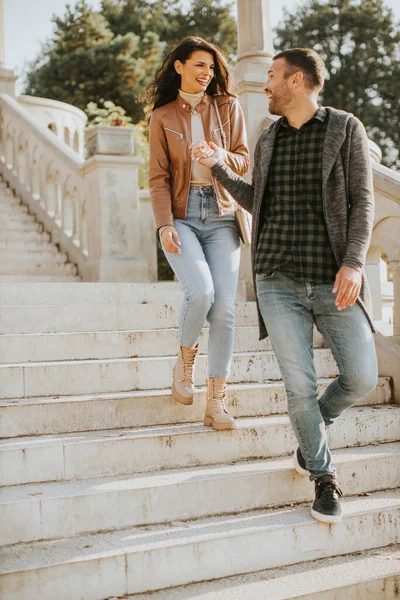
[86,100,133,126]
[274,0,400,169]
[24,0,236,124]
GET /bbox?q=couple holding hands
[148,37,377,524]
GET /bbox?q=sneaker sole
[292,449,310,477]
[310,507,343,524]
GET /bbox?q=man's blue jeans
[256,270,378,480]
[163,186,241,378]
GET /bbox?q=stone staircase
[0,282,399,599]
[0,178,80,281]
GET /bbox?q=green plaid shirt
[256,108,338,282]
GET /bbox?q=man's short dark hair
[273,48,326,90]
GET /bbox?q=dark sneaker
[311,475,343,523]
[293,447,310,477]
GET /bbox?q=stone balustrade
[367,161,400,339]
[0,93,156,282]
[18,95,87,158]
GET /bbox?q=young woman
[147,36,249,431]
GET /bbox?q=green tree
[24,0,164,123]
[101,0,237,59]
[274,0,400,169]
[24,0,236,123]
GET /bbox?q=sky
[3,0,400,94]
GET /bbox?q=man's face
[264,58,293,115]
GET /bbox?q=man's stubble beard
[268,86,292,116]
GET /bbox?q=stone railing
[0,93,155,282]
[367,161,400,339]
[18,95,87,158]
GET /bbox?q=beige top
[179,89,213,186]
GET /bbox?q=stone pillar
[365,260,383,321]
[235,0,275,300]
[389,260,400,339]
[81,154,150,282]
[235,0,274,162]
[0,0,16,96]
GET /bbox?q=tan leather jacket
[149,93,249,229]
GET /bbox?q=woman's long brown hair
[147,36,235,111]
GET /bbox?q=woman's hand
[160,226,181,254]
[190,141,225,168]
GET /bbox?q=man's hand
[160,226,181,254]
[333,266,362,310]
[190,141,224,168]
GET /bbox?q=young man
[192,48,378,523]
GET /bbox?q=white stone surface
[0,302,258,334]
[0,407,398,486]
[0,349,338,398]
[0,281,183,306]
[131,545,400,600]
[0,326,324,363]
[0,378,391,439]
[1,443,398,546]
[0,490,399,599]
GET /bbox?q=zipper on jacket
[164,127,184,139]
[184,119,193,218]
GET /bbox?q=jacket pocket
[164,127,184,139]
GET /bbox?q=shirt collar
[280,107,327,129]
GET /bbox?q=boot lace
[211,381,228,413]
[181,349,196,383]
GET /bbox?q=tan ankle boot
[171,344,199,405]
[204,377,236,430]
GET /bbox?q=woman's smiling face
[174,50,215,94]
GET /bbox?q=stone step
[0,274,81,282]
[0,262,77,276]
[0,229,50,242]
[0,251,67,264]
[0,213,36,225]
[0,489,398,599]
[0,406,398,486]
[0,282,183,306]
[0,349,339,399]
[131,545,400,600]
[0,204,29,215]
[0,240,57,252]
[0,220,41,232]
[0,378,391,438]
[0,326,326,364]
[1,443,398,546]
[0,302,258,333]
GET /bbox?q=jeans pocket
[256,271,275,282]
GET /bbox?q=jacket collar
[176,92,211,114]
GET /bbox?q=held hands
[160,225,181,254]
[190,141,224,168]
[333,266,362,310]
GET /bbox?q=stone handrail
[0,93,152,281]
[0,93,88,273]
[368,161,400,341]
[18,95,87,158]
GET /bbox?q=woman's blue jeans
[162,186,241,378]
[256,270,378,480]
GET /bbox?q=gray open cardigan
[211,107,375,340]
